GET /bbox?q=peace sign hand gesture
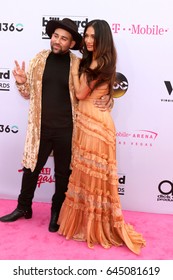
[12,60,27,85]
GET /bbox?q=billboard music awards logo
[18,167,55,188]
[157,180,173,202]
[111,23,169,35]
[42,15,89,39]
[0,22,23,32]
[0,68,10,91]
[161,81,173,103]
[117,129,158,147]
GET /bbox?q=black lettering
[119,175,125,184]
[3,70,10,79]
[13,269,17,275]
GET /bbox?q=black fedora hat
[46,18,82,50]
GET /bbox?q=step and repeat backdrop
[0,0,172,214]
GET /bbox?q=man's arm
[93,94,114,111]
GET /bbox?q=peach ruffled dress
[58,86,146,255]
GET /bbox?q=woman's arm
[73,73,96,100]
[72,56,97,100]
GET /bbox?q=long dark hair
[79,19,117,95]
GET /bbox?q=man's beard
[51,45,68,55]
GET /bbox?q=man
[0,18,111,232]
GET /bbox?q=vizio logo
[161,81,173,102]
[164,81,173,95]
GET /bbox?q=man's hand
[12,60,27,85]
[93,94,114,111]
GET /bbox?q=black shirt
[41,51,73,128]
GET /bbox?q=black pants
[17,125,73,216]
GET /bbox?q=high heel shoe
[0,208,32,222]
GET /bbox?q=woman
[58,19,146,254]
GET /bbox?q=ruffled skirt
[58,100,146,254]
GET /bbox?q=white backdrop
[0,0,173,214]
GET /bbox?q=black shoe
[0,208,32,222]
[48,211,59,232]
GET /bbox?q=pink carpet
[0,199,172,260]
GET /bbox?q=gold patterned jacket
[16,49,78,172]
